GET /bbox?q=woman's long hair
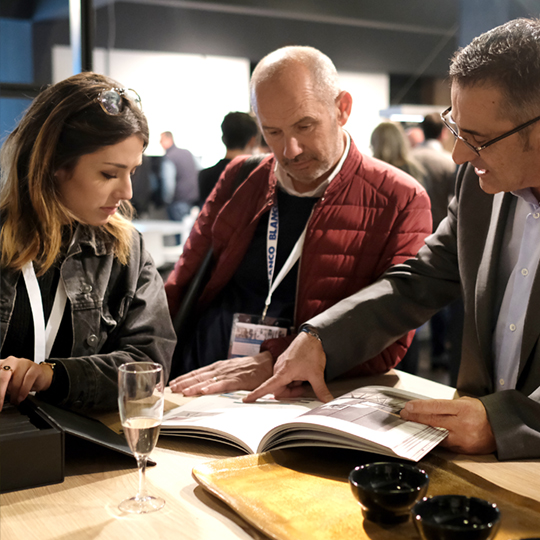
[0,72,149,274]
[370,121,425,184]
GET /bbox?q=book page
[161,392,321,454]
[260,386,447,461]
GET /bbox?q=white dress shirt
[493,188,540,392]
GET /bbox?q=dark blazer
[309,163,540,460]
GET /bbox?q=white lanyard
[263,203,308,319]
[22,262,68,364]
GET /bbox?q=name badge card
[228,313,290,358]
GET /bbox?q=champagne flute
[118,362,165,514]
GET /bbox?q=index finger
[243,373,290,403]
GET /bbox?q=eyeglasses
[441,106,540,156]
[96,88,142,115]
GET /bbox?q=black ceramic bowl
[349,462,429,524]
[412,495,501,540]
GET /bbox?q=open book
[161,386,448,462]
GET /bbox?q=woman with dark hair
[0,72,176,413]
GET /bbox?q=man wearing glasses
[247,18,540,461]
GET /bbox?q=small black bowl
[412,495,501,540]
[349,462,429,524]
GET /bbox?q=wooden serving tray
[193,447,540,540]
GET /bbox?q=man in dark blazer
[246,18,540,461]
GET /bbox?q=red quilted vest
[165,140,432,376]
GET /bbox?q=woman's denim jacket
[0,225,176,413]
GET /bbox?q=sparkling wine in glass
[118,362,165,514]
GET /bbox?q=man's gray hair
[450,18,540,121]
[250,46,341,114]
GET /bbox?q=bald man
[165,46,431,394]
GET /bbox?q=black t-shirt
[1,263,72,404]
[181,187,318,373]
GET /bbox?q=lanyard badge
[228,313,290,359]
[228,201,307,358]
[22,262,68,364]
[262,203,307,319]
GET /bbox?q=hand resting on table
[0,356,54,411]
[169,351,274,396]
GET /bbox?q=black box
[0,399,64,493]
[0,396,152,494]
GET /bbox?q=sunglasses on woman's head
[96,88,142,115]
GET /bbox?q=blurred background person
[371,121,426,186]
[160,131,199,221]
[198,111,260,205]
[412,113,461,382]
[129,154,154,217]
[130,154,177,219]
[405,125,425,149]
[370,120,427,375]
[412,113,457,231]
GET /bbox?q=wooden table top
[1,370,539,540]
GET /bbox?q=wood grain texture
[2,371,539,540]
[193,448,540,540]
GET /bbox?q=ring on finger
[212,376,218,383]
[2,365,12,371]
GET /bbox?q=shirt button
[499,378,505,386]
[509,324,517,332]
[522,268,529,276]
[81,284,92,294]
[87,334,99,346]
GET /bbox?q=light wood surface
[1,434,259,540]
[1,370,539,540]
[193,450,540,540]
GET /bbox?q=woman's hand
[0,357,54,411]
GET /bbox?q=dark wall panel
[33,19,69,83]
[98,3,456,76]
[160,0,459,31]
